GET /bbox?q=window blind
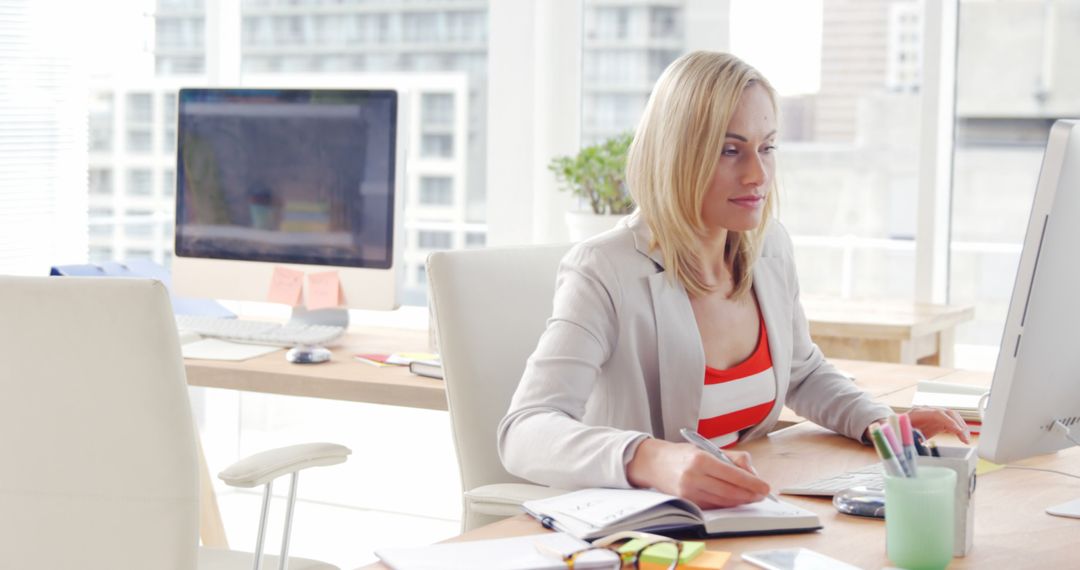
[0,0,88,275]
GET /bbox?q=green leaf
[547,131,635,215]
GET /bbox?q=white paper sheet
[181,338,281,361]
[375,532,614,570]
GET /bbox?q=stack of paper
[896,380,988,428]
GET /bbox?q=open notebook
[523,488,821,540]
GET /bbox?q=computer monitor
[978,120,1080,515]
[171,88,404,325]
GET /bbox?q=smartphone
[741,548,861,570]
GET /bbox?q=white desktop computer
[977,119,1080,517]
[171,88,406,361]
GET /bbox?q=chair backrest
[0,276,199,569]
[427,244,571,494]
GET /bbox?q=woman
[497,51,968,509]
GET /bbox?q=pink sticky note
[306,270,341,310]
[267,266,304,306]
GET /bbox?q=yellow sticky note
[267,266,304,306]
[639,549,731,570]
[976,458,1006,476]
[306,270,341,310]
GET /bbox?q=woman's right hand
[625,438,771,508]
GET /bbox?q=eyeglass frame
[535,530,685,570]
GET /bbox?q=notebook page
[529,488,682,529]
[702,496,813,520]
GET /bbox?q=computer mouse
[832,486,885,519]
[286,345,332,364]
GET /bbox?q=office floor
[195,387,463,569]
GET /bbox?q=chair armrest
[218,442,351,488]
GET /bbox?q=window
[422,93,454,128]
[162,169,176,197]
[127,93,153,124]
[88,208,113,238]
[649,7,679,40]
[124,209,154,238]
[415,264,427,285]
[421,134,454,158]
[89,169,113,195]
[419,176,453,206]
[417,230,452,250]
[127,128,153,153]
[465,231,486,248]
[89,92,113,153]
[88,246,114,263]
[125,248,154,261]
[127,169,153,197]
[948,0,1080,368]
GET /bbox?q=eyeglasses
[536,531,685,570]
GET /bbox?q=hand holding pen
[679,428,779,503]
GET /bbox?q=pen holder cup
[885,466,956,570]
[917,445,978,557]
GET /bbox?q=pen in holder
[916,445,977,557]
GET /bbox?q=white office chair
[426,244,572,531]
[0,276,347,570]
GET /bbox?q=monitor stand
[1045,424,1080,518]
[1047,499,1080,519]
[283,306,349,364]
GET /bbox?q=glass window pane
[417,230,452,250]
[124,209,155,238]
[581,0,926,308]
[89,169,113,195]
[127,129,153,153]
[127,93,153,123]
[948,0,1080,369]
[127,169,153,196]
[88,207,113,238]
[421,134,454,158]
[419,176,453,205]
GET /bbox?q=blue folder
[49,260,235,318]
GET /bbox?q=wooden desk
[803,297,975,367]
[185,327,444,410]
[185,327,439,547]
[182,333,994,559]
[363,416,1080,569]
[776,358,952,426]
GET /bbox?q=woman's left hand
[908,406,971,444]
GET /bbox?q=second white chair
[426,244,572,531]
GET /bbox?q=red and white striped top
[696,315,776,448]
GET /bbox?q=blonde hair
[626,51,778,299]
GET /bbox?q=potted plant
[549,132,635,241]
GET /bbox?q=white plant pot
[565,211,629,242]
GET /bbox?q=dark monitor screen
[174,88,398,269]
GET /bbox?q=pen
[869,424,906,478]
[927,440,941,457]
[911,428,930,456]
[679,427,778,502]
[898,414,918,477]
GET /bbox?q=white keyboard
[780,463,884,497]
[175,315,345,347]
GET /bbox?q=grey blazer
[496,213,892,490]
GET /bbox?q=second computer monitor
[978,119,1080,465]
[171,88,405,312]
